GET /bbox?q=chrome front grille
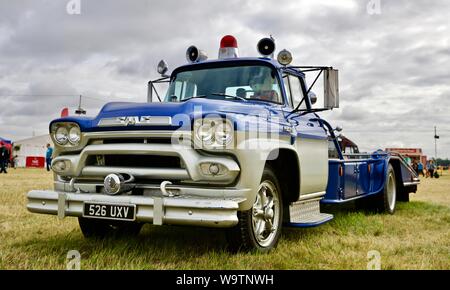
[52,130,240,187]
[78,141,190,181]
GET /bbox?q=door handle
[306,122,314,127]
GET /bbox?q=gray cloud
[0,0,448,158]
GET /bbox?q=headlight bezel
[214,121,233,146]
[68,125,81,145]
[51,122,82,147]
[193,117,234,149]
[54,126,69,145]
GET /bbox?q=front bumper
[27,189,248,227]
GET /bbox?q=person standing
[45,143,53,172]
[418,161,424,177]
[0,144,9,174]
[428,160,435,178]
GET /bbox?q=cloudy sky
[0,0,449,158]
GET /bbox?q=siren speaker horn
[257,37,275,57]
[186,46,208,63]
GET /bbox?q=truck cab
[26,35,417,252]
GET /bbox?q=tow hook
[160,181,175,197]
[69,178,88,193]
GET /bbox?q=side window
[288,75,306,109]
[328,138,339,159]
[282,75,292,106]
[168,81,197,101]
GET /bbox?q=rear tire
[376,164,397,214]
[78,217,143,238]
[226,165,283,252]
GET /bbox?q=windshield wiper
[179,95,207,102]
[211,93,248,102]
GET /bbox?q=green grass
[0,168,449,269]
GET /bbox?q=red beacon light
[218,35,239,59]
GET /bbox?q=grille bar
[81,166,189,180]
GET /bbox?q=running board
[286,198,333,228]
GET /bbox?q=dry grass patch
[0,168,449,269]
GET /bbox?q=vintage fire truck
[27,35,419,252]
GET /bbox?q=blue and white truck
[27,35,420,252]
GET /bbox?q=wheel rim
[251,180,280,247]
[387,172,396,211]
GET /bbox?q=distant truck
[27,36,419,252]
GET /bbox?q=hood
[51,98,285,132]
[97,98,272,118]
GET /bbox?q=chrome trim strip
[297,191,326,201]
[54,130,191,154]
[403,181,420,186]
[84,130,188,139]
[81,166,189,180]
[97,116,172,127]
[153,197,163,225]
[57,192,66,219]
[57,181,252,199]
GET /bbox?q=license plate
[83,202,136,221]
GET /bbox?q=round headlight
[194,118,234,149]
[215,122,233,145]
[68,126,81,144]
[55,126,69,145]
[196,122,214,144]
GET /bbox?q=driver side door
[284,73,329,195]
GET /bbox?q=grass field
[0,168,449,270]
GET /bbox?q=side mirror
[157,60,169,77]
[324,68,339,109]
[308,91,317,105]
[335,125,343,132]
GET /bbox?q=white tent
[13,135,53,167]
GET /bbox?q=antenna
[75,95,86,115]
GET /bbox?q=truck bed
[322,151,420,204]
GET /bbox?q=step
[287,198,333,227]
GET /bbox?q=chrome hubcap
[251,180,280,247]
[387,172,396,211]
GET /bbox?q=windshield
[164,65,282,103]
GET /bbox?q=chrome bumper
[27,190,247,227]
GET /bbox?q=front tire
[78,217,143,238]
[226,166,283,252]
